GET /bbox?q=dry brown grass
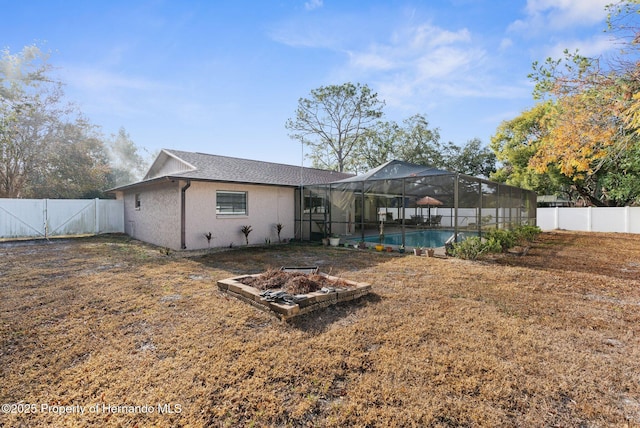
[1,231,639,427]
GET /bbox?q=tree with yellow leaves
[491,1,640,206]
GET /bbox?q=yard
[1,231,639,427]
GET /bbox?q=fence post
[625,206,630,233]
[95,198,100,235]
[44,199,49,239]
[587,206,592,232]
[554,206,559,230]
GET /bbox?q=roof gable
[143,149,353,187]
[145,150,196,179]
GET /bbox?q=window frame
[216,190,248,216]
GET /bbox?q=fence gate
[0,199,47,238]
[0,199,124,240]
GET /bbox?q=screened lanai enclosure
[296,160,537,249]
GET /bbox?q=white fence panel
[97,200,125,233]
[536,208,555,231]
[537,207,640,233]
[46,199,97,237]
[0,199,46,238]
[561,207,589,231]
[0,198,124,239]
[591,207,626,233]
[630,208,640,233]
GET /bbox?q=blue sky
[2,0,616,166]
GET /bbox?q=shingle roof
[117,149,353,190]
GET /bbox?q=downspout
[181,180,191,249]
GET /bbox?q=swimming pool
[361,229,472,248]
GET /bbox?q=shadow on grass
[192,242,400,276]
[495,231,640,281]
[286,292,384,334]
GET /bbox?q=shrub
[483,228,516,252]
[483,237,503,254]
[512,225,542,245]
[450,236,502,260]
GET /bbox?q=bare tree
[286,83,385,172]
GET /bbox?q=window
[216,191,247,215]
[304,195,326,213]
[135,193,141,209]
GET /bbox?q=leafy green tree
[389,114,496,177]
[356,113,496,177]
[286,83,385,172]
[487,1,640,206]
[442,138,496,178]
[490,102,566,194]
[395,114,444,167]
[1,46,56,197]
[352,120,402,172]
[599,139,640,206]
[1,45,118,199]
[27,118,112,198]
[351,114,442,172]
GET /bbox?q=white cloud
[347,23,476,73]
[526,0,610,23]
[499,38,513,51]
[415,46,477,80]
[273,14,530,118]
[347,50,395,71]
[268,19,339,49]
[512,0,610,32]
[409,25,471,48]
[544,34,616,58]
[304,0,323,11]
[341,23,503,106]
[56,64,176,119]
[63,67,161,92]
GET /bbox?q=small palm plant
[204,232,213,248]
[240,225,253,245]
[275,223,284,243]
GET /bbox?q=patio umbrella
[416,195,443,222]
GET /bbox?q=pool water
[362,229,467,248]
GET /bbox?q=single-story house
[110,149,353,250]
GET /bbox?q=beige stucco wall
[118,180,182,249]
[184,181,295,250]
[115,180,296,250]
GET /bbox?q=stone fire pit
[217,267,371,319]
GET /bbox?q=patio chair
[430,215,442,227]
[409,215,423,225]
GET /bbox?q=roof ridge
[164,148,355,175]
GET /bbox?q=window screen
[216,191,247,215]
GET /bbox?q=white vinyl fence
[537,207,640,234]
[0,198,124,240]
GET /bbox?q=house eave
[106,175,309,194]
